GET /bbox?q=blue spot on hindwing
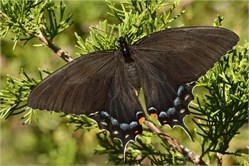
[148,107,157,113]
[129,121,138,129]
[99,111,143,139]
[136,111,144,119]
[167,107,176,115]
[177,86,185,96]
[159,111,168,118]
[120,123,130,131]
[100,111,110,119]
[174,97,181,107]
[111,117,119,126]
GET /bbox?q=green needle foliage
[0,0,73,48]
[0,70,35,121]
[0,0,248,165]
[75,0,182,54]
[191,44,248,159]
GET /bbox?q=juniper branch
[31,31,73,63]
[144,120,208,166]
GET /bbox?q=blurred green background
[1,0,248,165]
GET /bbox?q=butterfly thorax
[119,37,141,90]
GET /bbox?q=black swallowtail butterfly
[28,26,239,153]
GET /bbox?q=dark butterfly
[28,26,239,154]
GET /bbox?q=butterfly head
[118,37,133,63]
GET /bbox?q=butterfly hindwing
[91,59,144,149]
[134,52,193,138]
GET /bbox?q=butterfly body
[28,26,239,153]
[124,62,141,90]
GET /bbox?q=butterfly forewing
[133,26,239,83]
[28,51,117,115]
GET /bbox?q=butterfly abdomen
[125,62,141,90]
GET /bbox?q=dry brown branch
[32,31,74,63]
[144,120,209,166]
